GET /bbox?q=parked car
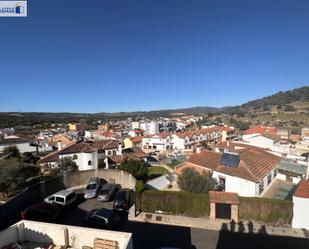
[83,208,120,229]
[44,189,77,207]
[84,177,100,199]
[97,183,119,202]
[21,202,61,222]
[113,189,134,211]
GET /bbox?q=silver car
[97,183,118,202]
[84,177,100,199]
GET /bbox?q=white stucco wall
[241,134,274,149]
[60,152,98,171]
[212,171,257,197]
[142,137,168,151]
[171,135,185,150]
[0,143,50,153]
[0,221,133,249]
[292,196,309,229]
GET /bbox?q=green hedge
[141,190,210,217]
[239,197,293,226]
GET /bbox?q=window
[259,181,264,195]
[55,197,65,203]
[267,173,272,185]
[73,154,78,160]
[88,160,92,165]
[48,196,55,202]
[273,169,277,178]
[113,150,116,155]
[67,193,76,201]
[108,150,112,156]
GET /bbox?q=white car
[44,189,77,207]
[84,177,100,199]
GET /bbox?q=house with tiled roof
[176,145,281,197]
[106,147,148,168]
[292,180,309,229]
[171,126,235,151]
[244,126,277,135]
[39,139,121,171]
[233,132,291,155]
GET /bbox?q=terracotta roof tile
[294,180,309,199]
[244,126,277,135]
[38,151,59,163]
[182,147,281,182]
[131,136,143,143]
[108,155,124,164]
[59,140,119,154]
[209,191,239,205]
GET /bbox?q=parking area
[51,188,130,228]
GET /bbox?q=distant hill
[222,86,309,115]
[0,86,308,128]
[241,86,309,111]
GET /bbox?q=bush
[135,180,144,193]
[284,105,296,112]
[119,159,148,180]
[239,197,293,226]
[177,168,215,193]
[141,190,210,217]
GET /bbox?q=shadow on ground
[215,221,309,249]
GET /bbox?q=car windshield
[86,184,97,190]
[99,189,109,195]
[115,191,126,200]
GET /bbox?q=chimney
[118,142,123,155]
[57,141,62,151]
[196,146,201,154]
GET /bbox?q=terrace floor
[262,179,297,200]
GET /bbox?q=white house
[176,144,281,197]
[140,121,159,135]
[0,137,49,153]
[39,140,121,171]
[131,121,140,130]
[142,133,172,151]
[236,133,291,155]
[292,180,309,229]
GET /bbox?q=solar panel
[220,153,230,166]
[220,153,240,168]
[229,154,240,168]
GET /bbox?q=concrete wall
[0,175,65,230]
[0,221,133,249]
[0,223,19,246]
[68,224,133,249]
[65,169,136,189]
[277,172,302,184]
[292,196,309,229]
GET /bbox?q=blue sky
[0,0,308,113]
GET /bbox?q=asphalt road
[51,190,309,249]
